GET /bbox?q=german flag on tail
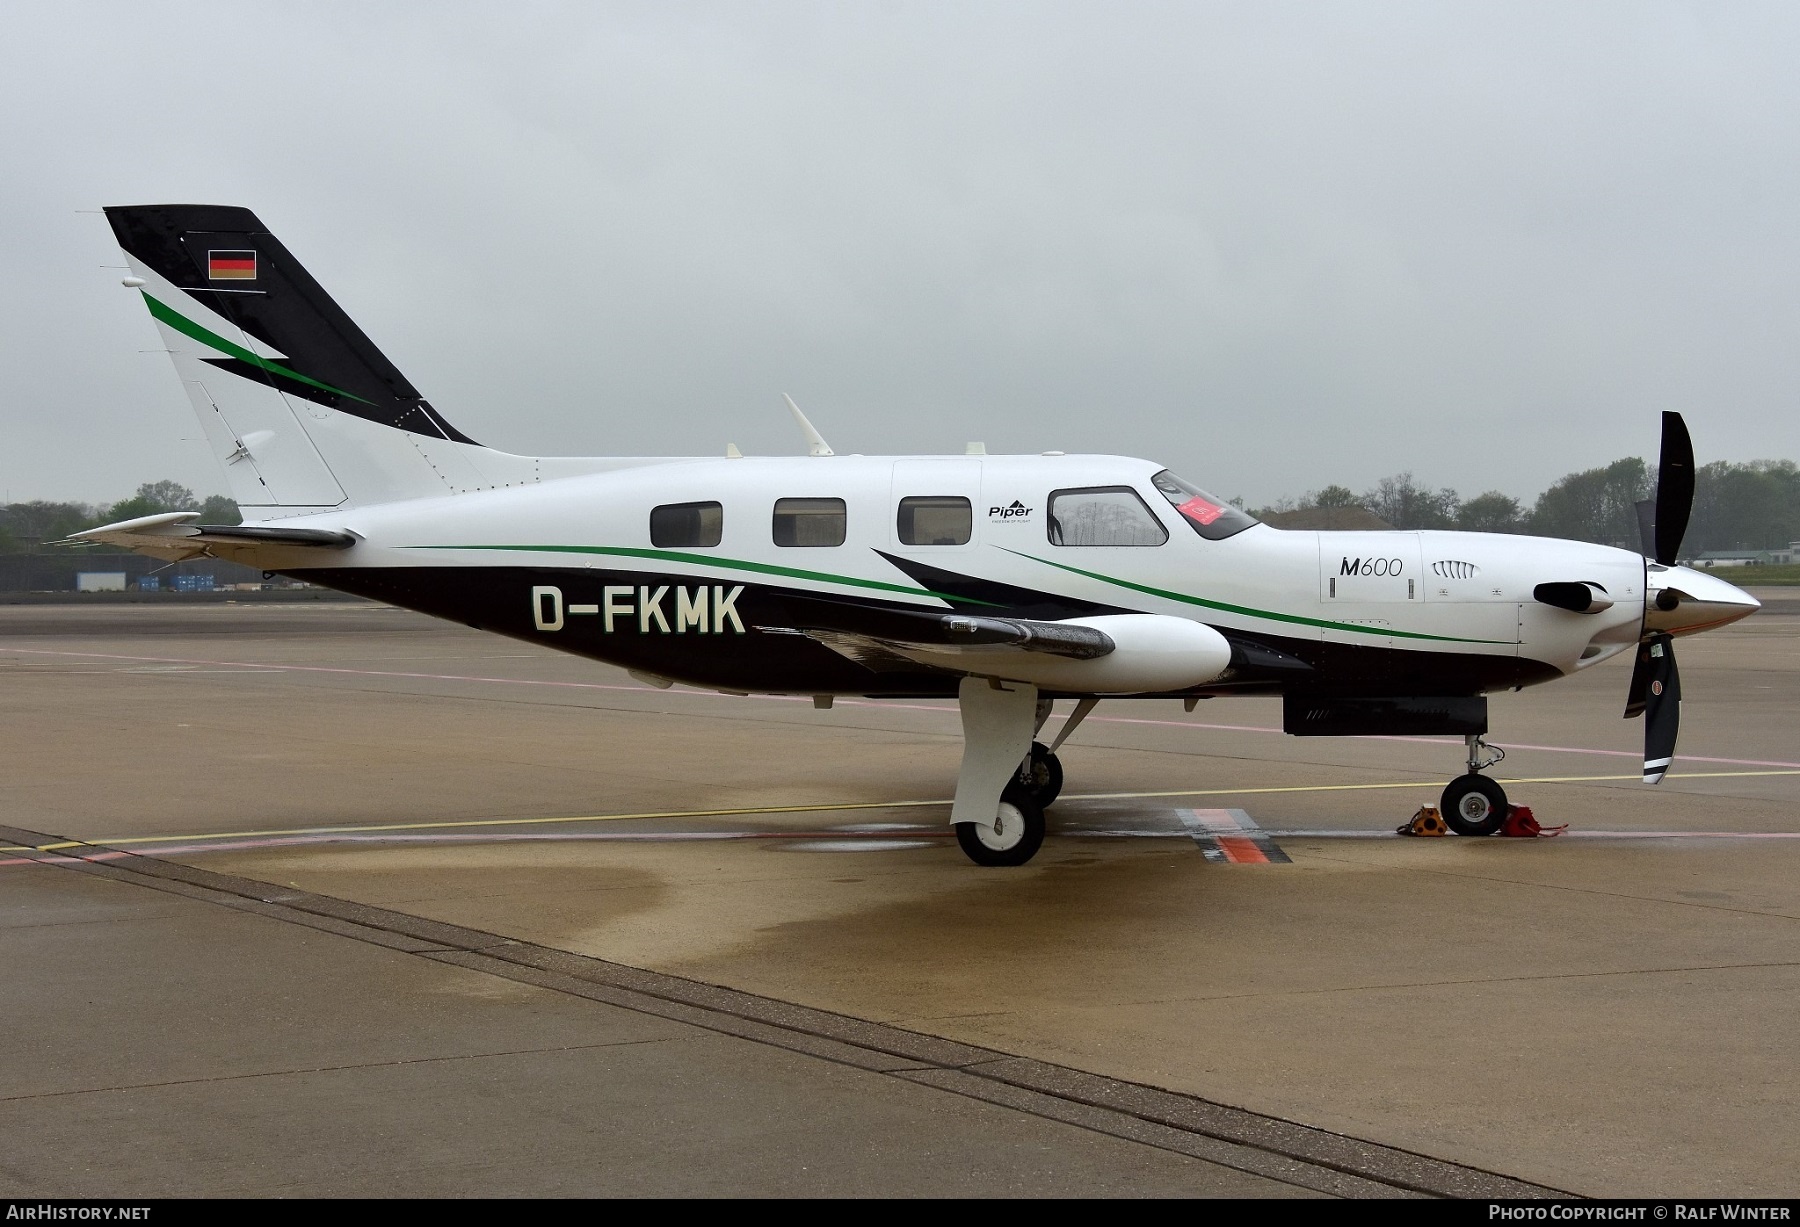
[207,249,256,280]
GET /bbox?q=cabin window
[650,501,723,548]
[1047,486,1168,547]
[772,497,847,547]
[897,496,972,546]
[1150,470,1259,541]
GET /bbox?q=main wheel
[1441,774,1509,836]
[955,782,1046,867]
[1020,741,1064,808]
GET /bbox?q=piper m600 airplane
[79,205,1760,865]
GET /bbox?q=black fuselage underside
[293,565,1558,699]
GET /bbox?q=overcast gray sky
[3,1,1797,507]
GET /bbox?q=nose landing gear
[1441,735,1510,836]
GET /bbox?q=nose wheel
[1441,774,1509,836]
[1441,734,1510,836]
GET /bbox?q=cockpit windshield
[1150,470,1259,541]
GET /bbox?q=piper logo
[532,585,745,634]
[989,500,1032,521]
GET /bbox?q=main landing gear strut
[951,679,1084,866]
[1441,734,1510,836]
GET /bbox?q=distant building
[0,551,265,592]
[1689,543,1798,568]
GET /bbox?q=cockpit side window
[1151,470,1259,541]
[1046,487,1169,546]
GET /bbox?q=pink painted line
[0,828,959,866]
[13,827,1800,869]
[1071,713,1800,770]
[1,849,135,867]
[1538,830,1800,840]
[4,646,963,715]
[11,646,1799,771]
[1261,829,1800,840]
[6,646,676,696]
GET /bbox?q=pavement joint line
[955,1058,1513,1199]
[888,1067,1409,1199]
[8,765,1790,855]
[1,819,1568,1200]
[10,645,1800,772]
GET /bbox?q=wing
[67,512,354,562]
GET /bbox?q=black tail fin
[104,204,476,444]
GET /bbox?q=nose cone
[1644,565,1762,637]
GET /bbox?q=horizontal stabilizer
[69,511,355,560]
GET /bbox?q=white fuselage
[244,452,1682,692]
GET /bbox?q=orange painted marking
[1216,835,1270,863]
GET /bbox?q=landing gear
[950,677,1049,866]
[1019,741,1064,808]
[1442,735,1510,836]
[1441,775,1509,836]
[950,686,1093,865]
[955,781,1046,867]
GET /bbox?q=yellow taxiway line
[5,768,1797,855]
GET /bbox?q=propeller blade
[1653,412,1694,566]
[1624,639,1652,719]
[1634,499,1656,558]
[1640,632,1681,783]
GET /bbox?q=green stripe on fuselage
[403,544,1506,644]
[405,544,1001,606]
[1002,549,1514,645]
[142,293,372,405]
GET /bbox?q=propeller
[1651,411,1695,567]
[1625,633,1681,783]
[1624,411,1695,783]
[1631,412,1694,565]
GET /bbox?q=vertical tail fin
[106,204,514,516]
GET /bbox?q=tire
[1020,741,1064,808]
[1441,774,1509,836]
[955,782,1046,867]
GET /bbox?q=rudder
[107,204,505,516]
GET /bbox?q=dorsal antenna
[783,394,834,457]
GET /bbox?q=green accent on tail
[143,293,372,405]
